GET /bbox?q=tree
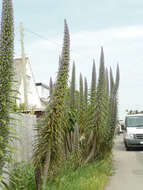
[0,0,14,176]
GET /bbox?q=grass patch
[2,156,113,190]
[45,156,113,190]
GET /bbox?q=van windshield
[126,116,143,127]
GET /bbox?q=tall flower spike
[70,61,76,109]
[84,77,88,107]
[105,67,109,96]
[77,73,85,134]
[61,19,70,64]
[94,47,109,157]
[114,64,120,94]
[79,73,83,107]
[99,47,105,83]
[49,77,53,97]
[91,59,96,104]
[33,20,70,188]
[0,0,14,175]
[110,67,114,97]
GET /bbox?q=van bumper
[124,138,143,147]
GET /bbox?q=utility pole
[20,22,28,109]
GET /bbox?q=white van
[123,114,143,150]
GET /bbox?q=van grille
[134,134,143,139]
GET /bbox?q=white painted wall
[36,85,49,99]
[15,58,45,110]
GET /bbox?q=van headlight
[126,133,134,139]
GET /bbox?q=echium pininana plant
[84,77,88,107]
[49,77,53,97]
[110,67,114,97]
[105,68,109,96]
[83,64,96,159]
[62,62,76,155]
[33,20,70,188]
[0,0,14,176]
[83,77,88,134]
[107,65,120,150]
[70,61,76,109]
[85,48,108,163]
[85,60,96,151]
[112,64,120,133]
[89,60,96,129]
[108,67,115,142]
[79,74,83,108]
[94,47,109,158]
[77,73,85,134]
[90,59,96,104]
[64,61,76,154]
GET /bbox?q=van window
[126,116,143,127]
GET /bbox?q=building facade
[14,57,48,111]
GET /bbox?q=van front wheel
[126,146,131,151]
[124,142,131,151]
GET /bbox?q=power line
[24,28,50,41]
[15,23,78,55]
[24,27,78,54]
[24,27,63,49]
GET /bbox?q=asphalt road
[106,134,143,190]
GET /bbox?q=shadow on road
[127,147,143,151]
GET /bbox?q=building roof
[36,82,49,89]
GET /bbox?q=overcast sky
[10,0,143,119]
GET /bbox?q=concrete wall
[0,114,37,187]
[10,113,37,162]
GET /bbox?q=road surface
[106,134,143,190]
